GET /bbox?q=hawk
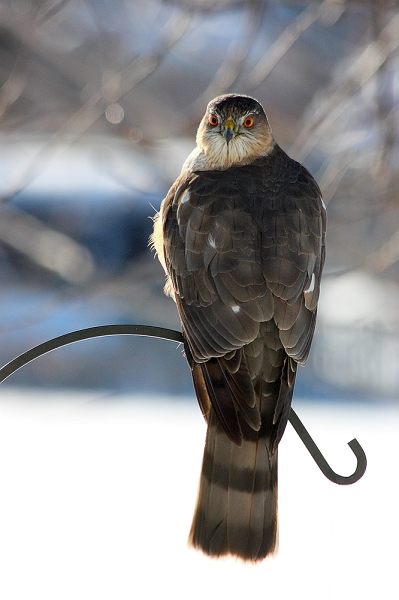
[151,94,326,562]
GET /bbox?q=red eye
[209,114,219,127]
[243,116,254,129]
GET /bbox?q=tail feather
[187,323,291,562]
[188,410,278,562]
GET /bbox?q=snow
[0,388,397,600]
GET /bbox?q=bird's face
[196,94,274,169]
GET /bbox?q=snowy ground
[0,388,397,600]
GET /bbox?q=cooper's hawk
[151,94,326,562]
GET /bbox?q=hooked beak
[222,119,236,144]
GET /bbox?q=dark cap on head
[206,94,267,120]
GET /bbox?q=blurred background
[0,2,399,599]
[0,0,399,399]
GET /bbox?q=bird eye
[243,116,254,129]
[209,114,219,127]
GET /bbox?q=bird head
[196,94,274,169]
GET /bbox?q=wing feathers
[201,351,261,443]
[201,360,243,446]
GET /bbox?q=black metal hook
[288,407,367,485]
[0,324,366,485]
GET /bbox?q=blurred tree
[0,0,399,395]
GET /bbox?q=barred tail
[188,410,278,562]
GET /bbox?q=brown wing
[160,145,326,445]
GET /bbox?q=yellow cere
[222,119,236,132]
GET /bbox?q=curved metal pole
[0,325,183,384]
[288,408,367,485]
[0,324,366,484]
